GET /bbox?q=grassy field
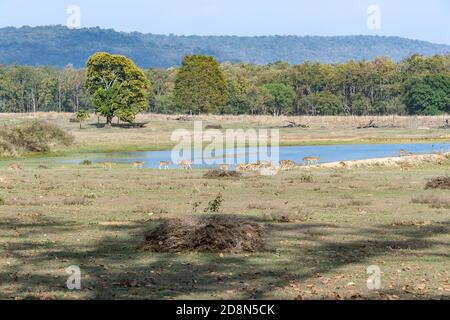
[0,113,449,300]
[0,113,449,155]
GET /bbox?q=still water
[62,142,449,169]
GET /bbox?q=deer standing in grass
[159,161,170,170]
[279,160,295,171]
[102,162,113,171]
[236,163,249,171]
[178,160,192,170]
[8,163,22,171]
[132,162,145,168]
[303,157,320,166]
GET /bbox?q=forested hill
[0,25,449,68]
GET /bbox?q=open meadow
[0,113,449,300]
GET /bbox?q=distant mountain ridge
[0,25,449,68]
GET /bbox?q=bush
[0,120,74,156]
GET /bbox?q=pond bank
[302,152,450,170]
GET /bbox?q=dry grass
[0,113,449,154]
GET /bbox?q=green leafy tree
[75,109,90,129]
[175,55,228,114]
[404,74,450,115]
[263,83,295,116]
[85,52,150,127]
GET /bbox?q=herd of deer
[11,148,445,172]
[3,157,322,172]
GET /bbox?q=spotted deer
[132,162,145,168]
[159,161,170,170]
[8,163,22,171]
[102,162,113,171]
[279,160,295,171]
[303,157,320,166]
[178,160,192,170]
[236,163,250,171]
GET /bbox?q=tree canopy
[0,53,449,117]
[85,52,150,126]
[404,74,450,115]
[174,55,228,114]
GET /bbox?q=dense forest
[0,26,450,68]
[0,53,449,116]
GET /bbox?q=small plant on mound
[425,176,450,190]
[140,215,265,253]
[204,193,224,213]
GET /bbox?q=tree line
[1,53,449,117]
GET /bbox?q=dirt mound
[425,176,450,190]
[140,215,264,253]
[203,170,242,179]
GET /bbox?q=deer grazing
[279,160,296,171]
[132,161,145,169]
[159,161,170,170]
[102,162,113,171]
[303,157,320,166]
[236,163,250,171]
[178,160,192,170]
[8,163,22,171]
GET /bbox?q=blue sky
[0,0,449,44]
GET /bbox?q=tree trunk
[105,116,113,128]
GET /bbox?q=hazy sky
[0,0,449,44]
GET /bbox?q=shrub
[80,160,93,166]
[0,120,74,156]
[205,193,224,213]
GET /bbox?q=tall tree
[85,52,150,127]
[174,55,228,114]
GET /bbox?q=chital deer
[178,160,192,170]
[236,163,250,171]
[8,163,22,171]
[132,161,145,168]
[279,160,295,171]
[159,161,170,170]
[260,161,272,168]
[303,157,320,166]
[399,149,407,157]
[102,162,113,171]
